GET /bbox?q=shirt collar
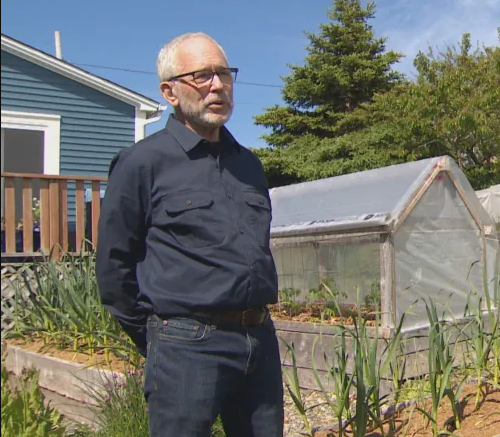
[165,114,241,153]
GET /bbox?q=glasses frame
[168,67,239,85]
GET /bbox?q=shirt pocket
[242,190,272,246]
[160,190,225,249]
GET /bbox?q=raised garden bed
[3,341,500,437]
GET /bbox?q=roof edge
[271,213,391,238]
[1,34,162,113]
[391,156,496,230]
[389,156,443,230]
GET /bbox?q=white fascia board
[135,109,147,142]
[134,107,165,142]
[1,35,161,113]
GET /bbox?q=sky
[1,0,499,148]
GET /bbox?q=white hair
[156,33,228,82]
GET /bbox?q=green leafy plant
[363,281,381,313]
[81,368,149,437]
[419,298,466,437]
[351,326,368,437]
[462,293,498,410]
[355,308,406,436]
[32,197,41,222]
[1,355,66,437]
[312,330,354,437]
[278,287,302,317]
[306,278,346,319]
[459,257,500,411]
[6,254,139,366]
[311,285,406,437]
[281,340,316,436]
[78,367,226,437]
[480,260,500,385]
[386,335,408,434]
[211,416,226,437]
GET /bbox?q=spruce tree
[254,0,403,148]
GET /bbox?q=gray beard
[181,105,233,130]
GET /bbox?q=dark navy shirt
[96,115,278,353]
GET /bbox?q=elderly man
[96,33,284,437]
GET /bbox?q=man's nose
[209,73,225,91]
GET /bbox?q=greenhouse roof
[269,155,495,237]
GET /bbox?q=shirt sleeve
[96,148,150,356]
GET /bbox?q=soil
[314,383,500,437]
[3,337,136,374]
[269,304,378,326]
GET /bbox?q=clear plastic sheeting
[272,242,380,304]
[270,156,497,236]
[476,184,500,226]
[485,235,500,302]
[394,173,483,329]
[270,157,442,236]
[450,170,498,228]
[269,155,500,332]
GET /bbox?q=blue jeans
[144,314,284,437]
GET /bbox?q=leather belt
[194,307,269,327]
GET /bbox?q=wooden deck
[1,172,107,259]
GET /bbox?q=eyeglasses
[168,67,238,86]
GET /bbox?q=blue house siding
[1,50,135,176]
[1,50,135,229]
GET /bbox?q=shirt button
[226,192,232,199]
[239,229,244,234]
[186,200,192,205]
[250,265,255,271]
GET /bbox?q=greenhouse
[476,184,500,231]
[269,156,500,332]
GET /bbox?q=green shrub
[1,356,66,437]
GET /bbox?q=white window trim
[1,110,61,175]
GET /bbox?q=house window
[1,110,61,218]
[1,110,61,175]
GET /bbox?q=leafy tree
[254,0,403,148]
[254,30,500,189]
[367,31,500,189]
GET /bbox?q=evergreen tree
[254,0,403,148]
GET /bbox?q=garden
[2,0,500,434]
[1,252,499,437]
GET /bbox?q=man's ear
[160,81,179,107]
